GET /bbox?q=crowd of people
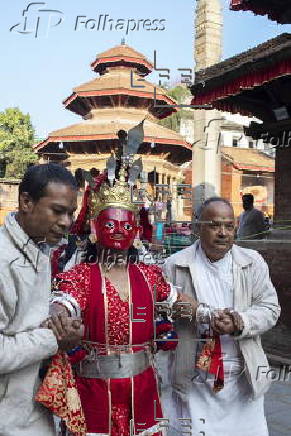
[0,161,280,436]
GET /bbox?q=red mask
[94,208,138,250]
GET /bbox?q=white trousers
[165,370,269,436]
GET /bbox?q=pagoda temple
[35,43,192,208]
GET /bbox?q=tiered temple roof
[63,68,175,119]
[36,43,191,164]
[36,109,191,164]
[230,0,291,24]
[91,44,153,75]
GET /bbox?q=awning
[230,0,291,24]
[191,59,291,116]
[191,34,291,120]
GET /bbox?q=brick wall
[238,240,291,328]
[0,181,19,225]
[221,159,242,218]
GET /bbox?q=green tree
[0,107,37,178]
[158,85,193,133]
[167,85,191,103]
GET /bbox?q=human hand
[44,312,84,351]
[173,293,198,320]
[211,310,235,335]
[49,302,69,317]
[211,309,244,335]
[40,302,69,328]
[224,309,244,335]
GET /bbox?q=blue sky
[0,0,290,138]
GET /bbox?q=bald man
[163,197,280,436]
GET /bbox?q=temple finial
[121,37,126,45]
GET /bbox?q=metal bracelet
[196,303,211,326]
[51,292,81,318]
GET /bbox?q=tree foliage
[158,85,193,133]
[167,85,191,103]
[0,107,37,178]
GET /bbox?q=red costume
[37,175,176,434]
[51,261,173,435]
[37,127,177,435]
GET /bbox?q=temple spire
[194,0,223,71]
[192,0,223,211]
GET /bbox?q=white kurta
[166,245,269,436]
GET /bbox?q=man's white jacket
[0,213,58,436]
[163,240,280,400]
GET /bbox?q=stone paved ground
[262,322,291,435]
[53,377,291,436]
[262,324,291,361]
[265,374,291,436]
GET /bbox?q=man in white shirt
[163,197,280,436]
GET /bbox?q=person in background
[166,196,172,224]
[139,205,153,243]
[155,196,164,220]
[237,193,266,239]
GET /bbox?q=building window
[249,141,254,149]
[232,138,238,147]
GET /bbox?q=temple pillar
[192,0,223,212]
[172,178,177,221]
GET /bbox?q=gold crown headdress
[87,121,145,218]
